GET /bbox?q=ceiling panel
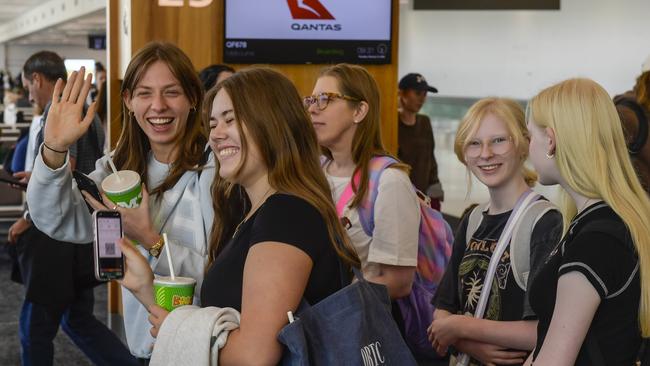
[9,10,106,46]
[0,1,105,47]
[0,0,45,24]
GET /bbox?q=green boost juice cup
[154,276,196,311]
[101,170,142,209]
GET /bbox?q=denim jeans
[19,287,138,366]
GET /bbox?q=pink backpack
[335,155,453,358]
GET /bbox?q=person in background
[398,73,444,211]
[90,61,106,102]
[613,57,650,192]
[118,66,359,364]
[25,42,213,363]
[428,98,562,366]
[198,64,235,92]
[9,50,134,366]
[525,78,649,365]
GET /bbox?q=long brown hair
[319,64,408,208]
[205,67,360,268]
[114,42,207,196]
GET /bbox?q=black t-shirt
[201,193,343,311]
[529,202,641,365]
[433,202,561,366]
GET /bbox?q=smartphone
[0,176,28,189]
[73,170,103,212]
[93,210,125,281]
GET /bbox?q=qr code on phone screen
[105,242,115,255]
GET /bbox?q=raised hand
[41,67,96,169]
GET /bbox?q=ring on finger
[112,205,118,210]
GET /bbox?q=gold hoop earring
[545,151,555,159]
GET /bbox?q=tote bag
[278,268,417,366]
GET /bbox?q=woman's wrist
[141,231,162,250]
[43,141,68,154]
[41,143,68,170]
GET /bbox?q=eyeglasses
[464,136,513,158]
[303,92,360,111]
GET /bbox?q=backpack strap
[509,200,559,290]
[615,97,649,155]
[336,183,355,217]
[353,156,399,236]
[465,202,489,246]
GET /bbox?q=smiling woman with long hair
[428,98,562,366]
[25,42,214,360]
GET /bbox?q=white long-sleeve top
[26,146,215,358]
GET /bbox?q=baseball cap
[399,73,438,93]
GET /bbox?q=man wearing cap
[397,73,443,210]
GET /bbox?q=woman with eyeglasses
[305,64,419,311]
[427,98,562,365]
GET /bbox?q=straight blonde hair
[529,78,650,336]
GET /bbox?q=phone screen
[95,213,124,279]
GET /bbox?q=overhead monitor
[224,0,393,64]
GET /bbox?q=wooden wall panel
[130,1,221,71]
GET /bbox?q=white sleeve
[26,146,108,243]
[367,168,420,267]
[150,152,216,298]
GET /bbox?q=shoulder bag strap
[465,203,489,246]
[456,190,539,366]
[510,200,559,290]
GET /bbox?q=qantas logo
[287,0,334,20]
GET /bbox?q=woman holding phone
[26,42,214,361]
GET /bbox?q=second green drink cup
[153,276,196,311]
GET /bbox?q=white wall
[399,0,650,99]
[5,44,106,79]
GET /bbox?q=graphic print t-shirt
[433,205,561,365]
